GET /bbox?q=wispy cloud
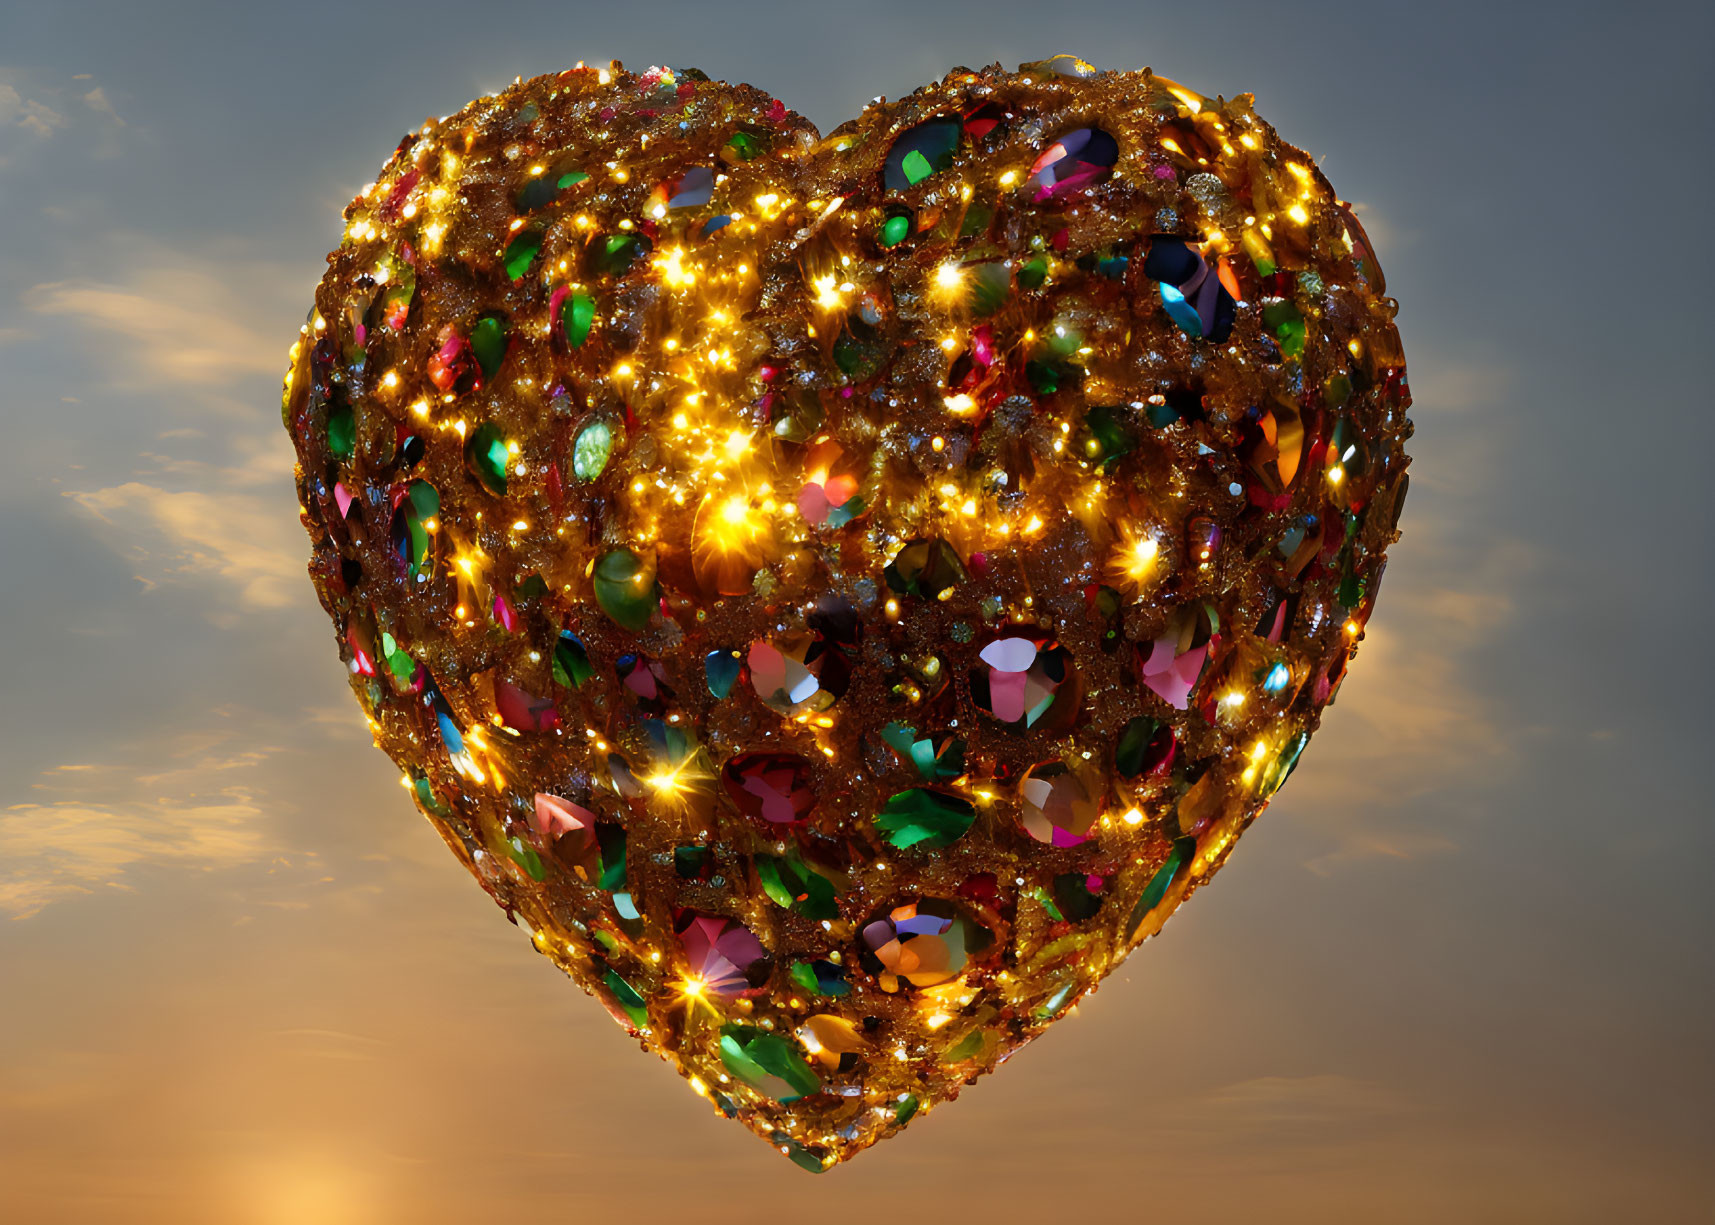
[1,740,283,919]
[0,77,68,139]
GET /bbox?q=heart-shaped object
[283,56,1410,1169]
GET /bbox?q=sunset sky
[2,2,1711,1221]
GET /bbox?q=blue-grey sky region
[1,2,1710,1222]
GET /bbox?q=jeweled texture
[284,57,1411,1171]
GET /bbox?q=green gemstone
[1262,301,1306,358]
[407,480,439,518]
[412,774,450,816]
[968,262,1011,317]
[788,959,850,998]
[592,233,650,278]
[326,403,355,459]
[552,631,594,688]
[1115,716,1161,777]
[602,967,649,1028]
[719,1027,821,1102]
[572,420,613,481]
[595,823,626,891]
[874,788,975,850]
[880,214,910,246]
[756,851,840,921]
[563,290,596,348]
[774,1133,829,1174]
[944,1028,986,1061]
[895,1095,919,1124]
[470,313,508,379]
[464,422,509,496]
[901,149,933,185]
[1127,836,1196,938]
[1085,404,1134,464]
[558,170,589,189]
[725,131,763,160]
[883,538,968,599]
[674,845,710,878]
[592,548,657,631]
[1017,254,1049,289]
[503,230,542,281]
[507,835,545,882]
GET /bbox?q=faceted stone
[1127,836,1197,939]
[503,229,543,281]
[571,419,612,480]
[592,548,657,630]
[704,648,741,699]
[884,119,961,192]
[532,792,598,872]
[469,313,508,380]
[1115,716,1176,777]
[677,913,770,1000]
[883,537,968,600]
[326,402,355,459]
[591,233,651,278]
[860,898,993,991]
[722,751,817,825]
[788,959,851,998]
[389,479,438,578]
[971,629,1074,728]
[880,722,965,781]
[1027,128,1118,201]
[561,290,596,349]
[747,635,847,715]
[756,849,840,920]
[1051,872,1106,922]
[494,678,560,732]
[719,1026,821,1101]
[873,788,975,850]
[464,422,510,496]
[1262,299,1306,358]
[1144,237,1235,342]
[1138,603,1218,709]
[1018,762,1101,846]
[552,631,594,688]
[601,967,649,1029]
[723,130,763,161]
[796,1013,867,1070]
[656,165,714,211]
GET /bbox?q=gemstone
[552,631,594,687]
[1052,873,1105,922]
[704,648,741,699]
[789,959,851,998]
[326,402,355,459]
[873,788,975,850]
[494,679,560,732]
[654,165,714,211]
[1144,237,1234,342]
[1027,127,1118,200]
[884,119,961,191]
[389,479,438,578]
[1115,716,1176,777]
[601,967,649,1029]
[1127,836,1197,938]
[469,313,508,380]
[591,233,650,278]
[572,419,613,480]
[883,537,968,600]
[1262,300,1306,358]
[592,548,657,631]
[880,213,910,247]
[722,751,817,825]
[756,849,840,920]
[797,1013,867,1070]
[506,834,545,881]
[677,913,770,1000]
[880,722,965,781]
[747,635,847,715]
[562,290,596,349]
[719,1026,821,1101]
[1138,603,1218,709]
[971,629,1074,728]
[502,229,542,281]
[1018,762,1101,846]
[860,898,992,991]
[464,422,510,496]
[723,130,763,161]
[532,792,598,871]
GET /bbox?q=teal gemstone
[502,229,542,281]
[601,967,649,1028]
[705,649,740,699]
[572,420,613,480]
[880,214,910,247]
[592,548,657,631]
[470,313,508,380]
[874,788,975,850]
[464,422,510,496]
[719,1027,821,1102]
[552,631,594,688]
[326,402,355,459]
[411,774,450,816]
[1127,836,1196,938]
[788,959,850,998]
[563,290,596,348]
[1159,281,1204,337]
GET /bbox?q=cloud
[0,79,67,139]
[81,86,123,126]
[0,742,283,919]
[28,265,289,388]
[67,477,307,611]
